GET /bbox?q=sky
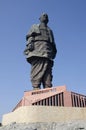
[0,0,86,121]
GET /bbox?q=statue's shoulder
[47,26,53,35]
[46,26,52,33]
[31,24,39,28]
[29,24,40,34]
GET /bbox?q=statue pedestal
[2,85,86,125]
[12,85,86,111]
[2,106,86,125]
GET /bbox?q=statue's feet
[33,87,40,90]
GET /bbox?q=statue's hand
[24,48,29,55]
[24,41,34,55]
[28,42,34,51]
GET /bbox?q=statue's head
[39,13,49,24]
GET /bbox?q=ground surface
[0,121,86,130]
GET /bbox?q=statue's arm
[24,26,35,55]
[26,24,40,41]
[50,30,57,59]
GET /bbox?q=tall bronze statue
[24,13,57,90]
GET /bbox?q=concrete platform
[2,106,86,125]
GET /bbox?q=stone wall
[2,106,86,125]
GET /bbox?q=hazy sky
[0,0,86,121]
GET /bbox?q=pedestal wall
[2,106,86,125]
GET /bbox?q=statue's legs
[30,57,53,90]
[42,60,53,88]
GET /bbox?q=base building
[2,85,86,125]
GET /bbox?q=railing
[71,92,86,107]
[32,92,86,107]
[32,92,64,106]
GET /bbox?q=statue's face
[40,14,49,24]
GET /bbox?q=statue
[24,13,57,90]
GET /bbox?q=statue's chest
[39,27,49,37]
